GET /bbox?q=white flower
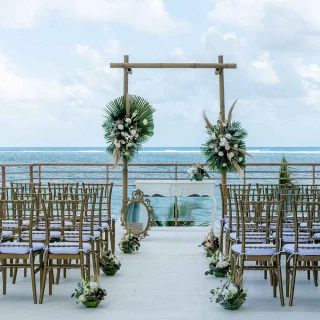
[225,144,230,151]
[132,111,138,117]
[214,147,218,152]
[135,133,139,138]
[234,144,238,149]
[143,119,148,125]
[79,295,86,302]
[219,138,227,146]
[121,132,125,136]
[209,143,214,149]
[121,140,126,144]
[127,142,133,147]
[114,258,119,264]
[212,132,216,139]
[131,129,137,136]
[90,281,98,290]
[218,151,224,156]
[223,163,227,167]
[225,133,232,139]
[223,122,226,127]
[228,152,234,159]
[239,157,243,162]
[115,143,121,148]
[118,124,124,130]
[124,152,129,156]
[125,118,131,123]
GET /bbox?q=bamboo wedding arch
[110,55,237,212]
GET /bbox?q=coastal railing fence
[1,162,320,186]
[1,162,320,225]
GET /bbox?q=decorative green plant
[202,101,251,178]
[199,232,220,257]
[102,94,155,166]
[279,154,293,186]
[119,230,140,253]
[100,248,121,275]
[205,251,230,277]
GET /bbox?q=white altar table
[135,180,216,229]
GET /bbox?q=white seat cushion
[37,220,73,230]
[0,242,44,254]
[1,231,13,237]
[21,231,61,241]
[271,232,310,243]
[283,243,320,256]
[230,232,266,243]
[64,231,100,242]
[314,233,320,239]
[231,243,276,256]
[48,242,91,254]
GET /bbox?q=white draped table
[135,180,217,230]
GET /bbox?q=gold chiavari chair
[82,183,115,253]
[0,199,44,304]
[284,199,320,306]
[231,199,285,306]
[39,197,91,304]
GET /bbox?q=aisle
[0,227,319,320]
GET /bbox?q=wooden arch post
[110,55,236,222]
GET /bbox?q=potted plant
[119,230,140,253]
[100,247,121,276]
[71,277,107,308]
[187,163,210,181]
[210,272,247,310]
[199,232,219,257]
[205,251,230,277]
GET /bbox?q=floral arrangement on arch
[205,251,230,277]
[201,100,251,178]
[71,277,107,307]
[199,232,219,257]
[119,230,140,253]
[100,247,121,276]
[102,94,155,166]
[210,272,247,310]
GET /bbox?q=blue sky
[1,0,320,147]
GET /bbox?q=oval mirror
[122,189,154,239]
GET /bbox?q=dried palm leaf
[113,148,121,168]
[226,99,238,126]
[233,269,244,290]
[202,111,215,131]
[136,107,151,121]
[233,160,243,178]
[235,148,253,158]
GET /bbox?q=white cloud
[295,63,320,82]
[252,52,280,84]
[222,32,237,41]
[75,45,104,65]
[105,40,122,55]
[0,0,186,35]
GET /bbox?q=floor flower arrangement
[205,251,230,277]
[210,272,247,310]
[199,232,219,257]
[187,163,210,181]
[119,230,140,253]
[71,277,107,308]
[100,247,121,276]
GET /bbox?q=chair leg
[289,256,298,306]
[277,256,285,306]
[286,254,290,297]
[313,261,318,287]
[55,259,61,284]
[23,259,27,277]
[39,253,48,304]
[12,259,19,284]
[2,259,6,295]
[30,256,37,304]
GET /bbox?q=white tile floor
[1,225,320,320]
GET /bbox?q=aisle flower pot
[194,173,204,181]
[220,298,244,310]
[82,298,101,308]
[121,249,132,254]
[102,269,117,276]
[213,269,228,277]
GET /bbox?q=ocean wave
[0,150,106,153]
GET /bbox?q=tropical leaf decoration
[102,94,155,166]
[201,101,251,178]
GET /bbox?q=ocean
[1,146,320,225]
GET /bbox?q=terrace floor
[0,223,319,320]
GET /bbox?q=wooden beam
[110,62,237,69]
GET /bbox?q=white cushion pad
[0,242,44,254]
[64,231,100,242]
[48,242,91,254]
[283,243,320,256]
[21,231,61,241]
[232,244,276,256]
[230,232,266,243]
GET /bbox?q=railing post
[2,166,6,188]
[313,165,316,185]
[38,165,42,186]
[243,166,246,185]
[174,165,178,180]
[30,165,34,190]
[106,165,109,184]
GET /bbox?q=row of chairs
[220,184,320,306]
[0,183,115,304]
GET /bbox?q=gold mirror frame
[121,189,154,239]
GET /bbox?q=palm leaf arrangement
[102,94,155,166]
[201,100,251,178]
